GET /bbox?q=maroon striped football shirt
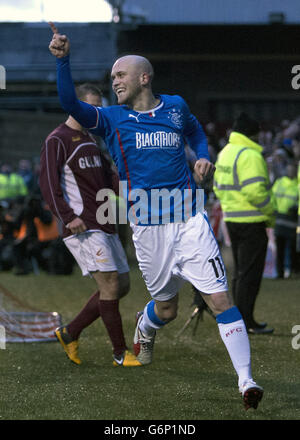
[40,123,118,237]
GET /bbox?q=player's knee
[101,285,119,300]
[156,303,177,322]
[204,291,233,316]
[164,308,177,322]
[95,273,120,300]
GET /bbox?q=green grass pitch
[0,249,299,421]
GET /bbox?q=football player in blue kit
[48,22,263,410]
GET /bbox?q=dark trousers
[226,222,268,329]
[275,234,297,278]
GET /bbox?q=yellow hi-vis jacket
[297,161,300,251]
[298,161,300,218]
[272,176,298,215]
[213,132,274,225]
[0,172,28,200]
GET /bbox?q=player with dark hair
[48,22,263,410]
[76,83,103,101]
[40,81,141,367]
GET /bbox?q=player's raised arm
[48,22,98,130]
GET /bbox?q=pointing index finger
[49,21,59,34]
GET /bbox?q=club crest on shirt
[168,108,183,129]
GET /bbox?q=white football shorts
[131,212,228,301]
[64,230,129,276]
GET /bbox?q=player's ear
[140,72,150,86]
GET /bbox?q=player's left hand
[194,158,216,182]
[66,217,87,234]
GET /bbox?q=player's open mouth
[116,88,126,96]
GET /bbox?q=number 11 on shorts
[208,256,225,278]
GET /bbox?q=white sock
[216,307,252,387]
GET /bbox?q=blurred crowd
[1,116,299,277]
[204,116,300,179]
[0,158,75,275]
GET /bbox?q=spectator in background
[206,137,218,164]
[17,159,35,192]
[271,148,290,180]
[205,122,220,161]
[0,164,28,202]
[292,138,300,162]
[30,157,43,197]
[282,116,300,140]
[13,195,60,275]
[272,162,299,279]
[218,128,232,151]
[281,138,295,160]
[258,127,273,157]
[0,200,15,271]
[297,161,300,254]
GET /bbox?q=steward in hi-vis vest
[213,134,274,226]
[272,162,298,278]
[0,165,28,201]
[297,161,300,252]
[213,113,274,335]
[272,167,298,235]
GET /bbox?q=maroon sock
[67,291,100,340]
[99,299,127,356]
